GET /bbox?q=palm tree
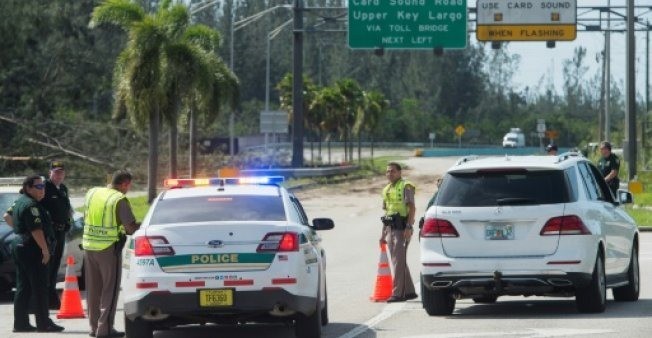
[91,0,238,201]
[334,79,364,162]
[311,86,344,165]
[277,73,318,163]
[355,90,388,162]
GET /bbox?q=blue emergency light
[163,176,284,188]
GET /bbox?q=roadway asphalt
[1,155,651,338]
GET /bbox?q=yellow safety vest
[82,187,126,251]
[382,178,415,217]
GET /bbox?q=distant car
[0,181,84,293]
[122,176,334,338]
[502,128,526,148]
[420,154,639,315]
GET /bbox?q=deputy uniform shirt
[42,179,73,230]
[6,194,54,241]
[598,153,620,179]
[117,199,138,235]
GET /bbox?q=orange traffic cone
[370,243,393,302]
[57,256,86,319]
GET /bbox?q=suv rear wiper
[496,197,537,206]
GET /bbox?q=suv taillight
[540,216,591,235]
[257,232,299,252]
[134,236,175,256]
[420,218,459,238]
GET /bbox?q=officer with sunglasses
[3,175,64,332]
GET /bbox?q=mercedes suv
[419,154,639,315]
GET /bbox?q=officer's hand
[41,249,50,265]
[404,228,414,241]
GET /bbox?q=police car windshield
[436,170,570,207]
[149,195,286,224]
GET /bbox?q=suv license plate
[485,224,514,240]
[198,289,233,307]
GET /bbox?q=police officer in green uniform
[41,160,73,309]
[2,175,64,333]
[597,141,620,197]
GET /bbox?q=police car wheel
[124,315,153,338]
[295,298,322,338]
[421,281,455,316]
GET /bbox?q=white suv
[122,177,333,338]
[419,154,639,315]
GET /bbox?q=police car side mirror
[617,190,633,205]
[312,218,334,231]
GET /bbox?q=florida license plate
[485,224,514,240]
[198,289,233,307]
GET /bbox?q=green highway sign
[348,0,468,50]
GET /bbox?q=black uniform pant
[12,240,52,330]
[48,230,66,303]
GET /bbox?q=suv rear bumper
[422,272,593,297]
[124,289,317,321]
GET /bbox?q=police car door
[288,195,322,292]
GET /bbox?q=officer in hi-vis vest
[83,170,139,338]
[380,162,418,303]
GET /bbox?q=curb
[638,227,652,232]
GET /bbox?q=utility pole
[229,1,236,158]
[626,0,637,180]
[291,0,304,167]
[605,1,611,142]
[645,27,650,149]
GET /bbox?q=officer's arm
[31,229,50,264]
[3,212,13,227]
[117,199,140,235]
[605,169,618,182]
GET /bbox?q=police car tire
[295,298,322,338]
[421,282,455,316]
[125,315,153,338]
[613,243,640,302]
[575,252,606,313]
[320,288,329,326]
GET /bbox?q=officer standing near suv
[380,162,418,303]
[41,160,73,309]
[597,141,620,197]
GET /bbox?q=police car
[420,154,639,315]
[122,177,334,338]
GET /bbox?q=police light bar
[163,176,284,188]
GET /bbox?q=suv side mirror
[617,190,634,204]
[312,218,334,231]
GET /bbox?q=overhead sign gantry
[476,0,577,41]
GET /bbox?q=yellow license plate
[198,289,233,307]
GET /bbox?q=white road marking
[402,328,615,338]
[336,283,419,338]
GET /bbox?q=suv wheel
[421,281,455,316]
[613,244,639,302]
[125,315,153,338]
[295,298,322,338]
[321,288,329,326]
[575,253,606,313]
[472,295,498,304]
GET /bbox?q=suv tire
[321,288,329,326]
[295,298,322,338]
[613,244,639,302]
[576,253,606,313]
[421,281,455,316]
[472,295,498,304]
[125,316,153,338]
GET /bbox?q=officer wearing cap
[597,141,620,196]
[3,175,64,332]
[546,144,558,156]
[41,160,73,309]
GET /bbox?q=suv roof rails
[456,155,479,166]
[556,151,583,163]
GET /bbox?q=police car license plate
[485,224,514,240]
[198,289,233,307]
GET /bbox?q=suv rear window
[149,195,286,224]
[436,170,571,207]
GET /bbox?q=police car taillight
[257,232,299,252]
[134,236,175,256]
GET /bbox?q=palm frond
[184,24,221,52]
[89,0,144,30]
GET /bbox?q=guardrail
[240,165,359,178]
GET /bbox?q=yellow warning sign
[476,24,576,41]
[455,125,466,137]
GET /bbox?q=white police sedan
[122,177,333,338]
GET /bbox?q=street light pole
[229,1,236,158]
[605,1,611,142]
